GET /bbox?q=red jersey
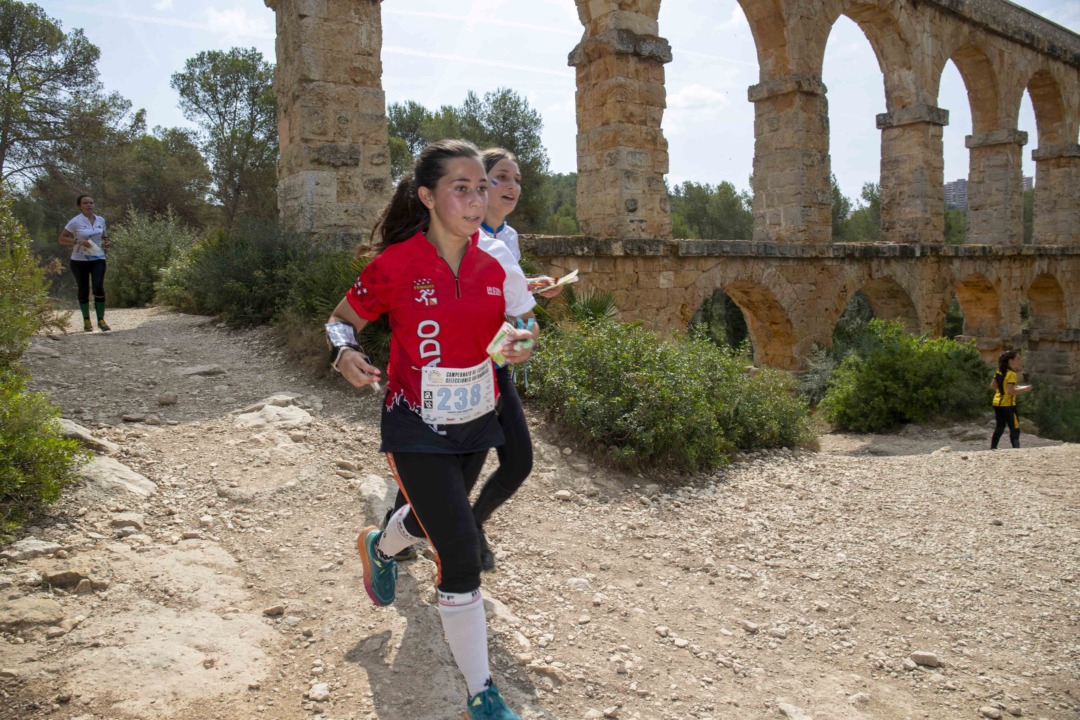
[346,230,508,452]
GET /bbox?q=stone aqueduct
[263,0,1080,385]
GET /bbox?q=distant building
[944,179,968,210]
[1023,175,1034,192]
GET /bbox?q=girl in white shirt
[58,194,112,331]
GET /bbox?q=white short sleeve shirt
[65,213,107,261]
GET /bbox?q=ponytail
[371,139,482,251]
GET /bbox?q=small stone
[849,692,870,706]
[181,531,203,540]
[738,619,759,634]
[554,490,573,501]
[308,683,330,702]
[110,512,145,530]
[0,669,18,679]
[335,469,356,479]
[577,615,591,625]
[0,538,63,561]
[199,515,214,527]
[991,519,1003,526]
[144,415,162,426]
[156,393,179,406]
[979,707,1002,720]
[336,460,357,471]
[910,651,940,667]
[121,414,146,423]
[673,638,689,648]
[655,626,669,638]
[1005,706,1023,717]
[561,447,573,456]
[45,626,67,639]
[263,605,286,617]
[768,626,788,639]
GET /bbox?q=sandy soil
[1,307,1077,720]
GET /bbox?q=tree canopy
[0,0,102,181]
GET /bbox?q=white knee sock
[376,505,422,557]
[437,590,490,697]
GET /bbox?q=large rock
[234,404,312,431]
[240,393,302,414]
[0,597,64,630]
[56,419,120,455]
[0,538,63,562]
[80,456,157,497]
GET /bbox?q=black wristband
[330,343,362,371]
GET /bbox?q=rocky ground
[1,307,1077,720]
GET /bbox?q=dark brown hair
[76,194,93,208]
[372,139,482,250]
[480,147,517,174]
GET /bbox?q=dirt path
[2,308,1077,720]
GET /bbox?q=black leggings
[70,259,107,305]
[389,367,533,526]
[387,450,488,594]
[991,405,1020,449]
[470,366,533,524]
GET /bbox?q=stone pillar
[747,75,831,245]
[965,129,1027,245]
[264,0,391,247]
[569,29,672,240]
[876,104,949,243]
[1031,143,1080,245]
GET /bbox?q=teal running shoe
[357,526,397,607]
[465,683,520,720]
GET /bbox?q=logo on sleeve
[487,287,502,296]
[414,278,437,306]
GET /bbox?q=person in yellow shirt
[990,350,1032,449]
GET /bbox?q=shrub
[528,320,812,471]
[157,219,313,326]
[0,370,85,537]
[819,319,988,432]
[0,194,55,367]
[106,208,199,307]
[1025,381,1080,443]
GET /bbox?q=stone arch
[858,276,920,332]
[735,0,792,79]
[1026,273,1067,331]
[813,1,917,110]
[938,45,1002,133]
[951,273,1001,336]
[722,280,798,370]
[1024,68,1067,146]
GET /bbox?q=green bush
[0,195,54,367]
[1025,381,1080,443]
[819,319,988,432]
[0,370,85,537]
[528,320,812,471]
[157,219,313,326]
[107,208,199,307]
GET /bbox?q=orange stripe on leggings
[385,452,443,587]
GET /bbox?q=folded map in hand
[527,269,579,294]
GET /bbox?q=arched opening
[832,290,874,350]
[861,276,919,332]
[1027,273,1067,331]
[953,274,1001,337]
[822,14,888,241]
[660,3,756,236]
[943,294,966,338]
[1025,69,1068,244]
[1018,87,1038,243]
[690,288,751,351]
[941,60,972,243]
[723,281,797,370]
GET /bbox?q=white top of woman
[66,212,107,261]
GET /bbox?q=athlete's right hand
[337,349,382,391]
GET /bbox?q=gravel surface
[1,307,1077,720]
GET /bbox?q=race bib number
[420,359,495,425]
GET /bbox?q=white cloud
[204,6,275,42]
[383,46,573,79]
[153,0,174,11]
[668,84,732,111]
[382,7,578,37]
[715,5,746,31]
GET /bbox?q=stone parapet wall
[925,0,1080,67]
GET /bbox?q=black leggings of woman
[991,405,1020,449]
[388,367,533,526]
[70,259,106,306]
[388,450,487,593]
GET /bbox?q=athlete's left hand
[502,328,535,365]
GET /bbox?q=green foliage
[819,319,988,432]
[830,173,852,240]
[669,180,752,240]
[544,172,578,234]
[156,219,310,326]
[1025,380,1080,443]
[171,47,277,231]
[799,345,838,406]
[0,369,84,537]
[0,0,101,181]
[943,296,964,338]
[0,193,53,367]
[557,285,619,325]
[842,182,880,242]
[106,208,199,307]
[944,207,967,245]
[528,321,811,471]
[386,89,552,232]
[690,288,749,349]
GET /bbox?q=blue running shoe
[357,526,397,607]
[465,683,520,720]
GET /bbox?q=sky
[38,0,1080,204]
